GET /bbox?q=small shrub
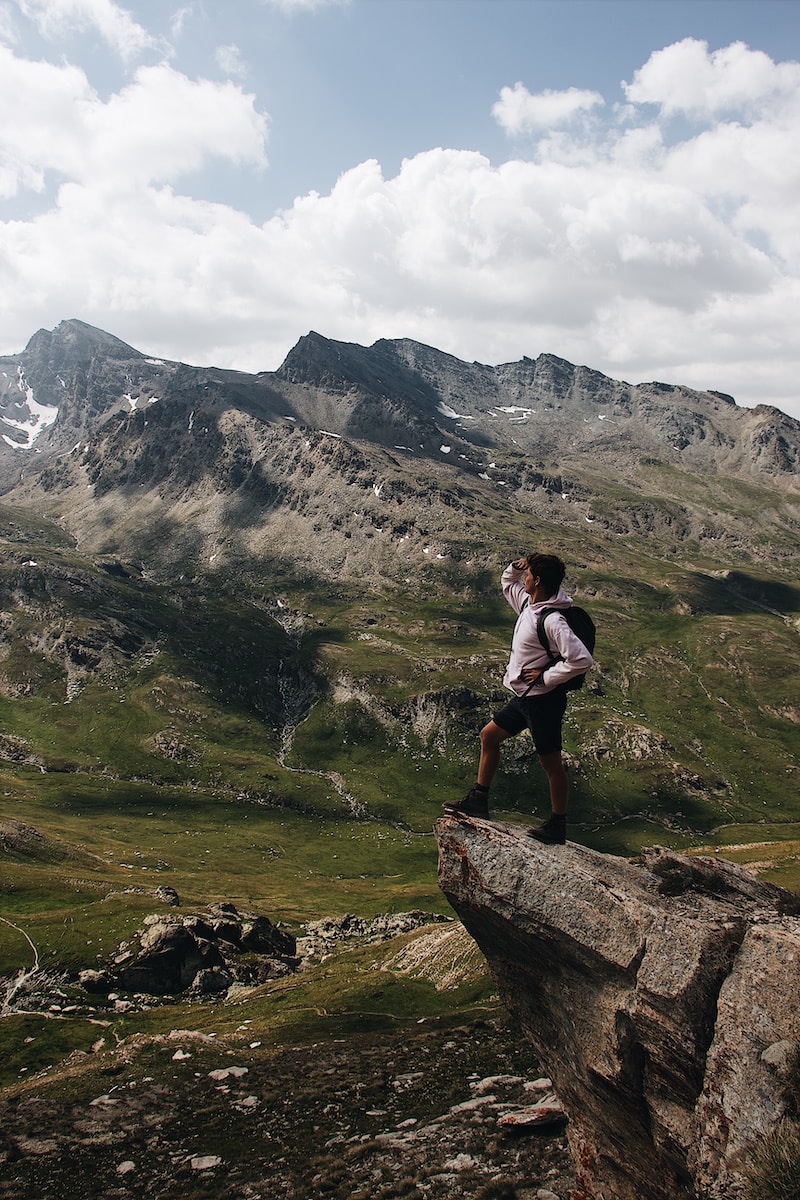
[743,1120,800,1200]
[475,1180,518,1200]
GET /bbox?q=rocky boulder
[118,922,226,995]
[240,914,296,957]
[84,903,298,999]
[435,816,800,1200]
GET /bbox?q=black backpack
[537,605,596,691]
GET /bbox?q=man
[445,553,594,844]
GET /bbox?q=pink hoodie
[501,562,594,696]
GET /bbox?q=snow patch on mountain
[437,402,475,421]
[1,367,59,448]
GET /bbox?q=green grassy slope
[1,484,799,1090]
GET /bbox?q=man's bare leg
[477,720,513,788]
[538,750,568,816]
[445,721,512,816]
[529,750,568,843]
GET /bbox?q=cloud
[0,47,268,195]
[0,4,19,43]
[257,0,349,12]
[0,35,798,420]
[624,37,800,119]
[16,0,160,60]
[493,83,605,134]
[216,43,248,80]
[169,6,193,39]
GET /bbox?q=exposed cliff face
[4,320,800,492]
[436,816,800,1200]
[2,320,799,581]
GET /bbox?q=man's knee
[538,749,565,778]
[480,720,509,750]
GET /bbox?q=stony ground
[0,1015,574,1200]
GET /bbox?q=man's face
[525,567,551,601]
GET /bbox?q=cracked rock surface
[436,817,800,1200]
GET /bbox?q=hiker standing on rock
[445,553,594,844]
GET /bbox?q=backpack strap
[536,606,561,665]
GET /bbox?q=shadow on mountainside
[683,570,800,616]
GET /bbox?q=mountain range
[1,319,798,582]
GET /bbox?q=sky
[1,0,799,420]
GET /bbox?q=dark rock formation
[435,816,800,1200]
[84,903,299,998]
[118,921,227,995]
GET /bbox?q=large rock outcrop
[435,816,800,1200]
[79,903,298,999]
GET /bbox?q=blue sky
[1,0,799,418]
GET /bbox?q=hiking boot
[443,787,489,819]
[528,814,566,845]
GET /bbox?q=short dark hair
[526,553,566,597]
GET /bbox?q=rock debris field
[0,1016,574,1200]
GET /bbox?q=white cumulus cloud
[624,37,800,118]
[16,0,160,60]
[0,34,798,420]
[493,82,605,134]
[0,47,268,194]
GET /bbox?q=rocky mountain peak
[24,319,143,370]
[0,321,179,488]
[275,330,439,409]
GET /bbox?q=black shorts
[492,688,568,757]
